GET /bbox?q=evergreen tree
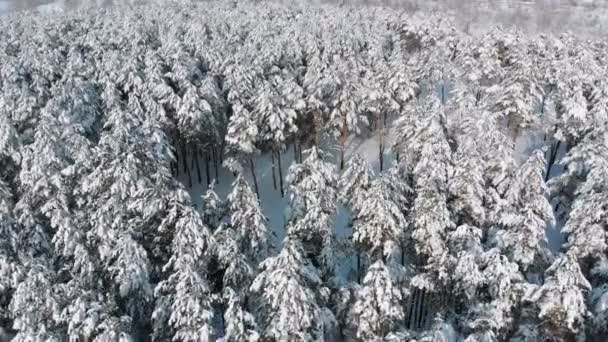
[153,192,215,341]
[496,150,554,277]
[224,104,261,196]
[226,174,273,267]
[349,260,408,340]
[525,253,591,340]
[250,238,330,342]
[286,147,338,281]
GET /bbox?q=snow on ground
[0,1,10,15]
[177,125,397,282]
[36,1,64,13]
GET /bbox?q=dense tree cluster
[0,1,607,341]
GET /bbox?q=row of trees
[0,0,607,341]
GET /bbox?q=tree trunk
[298,142,303,163]
[405,290,415,330]
[212,146,220,184]
[356,253,361,284]
[182,144,188,173]
[417,289,426,329]
[379,111,385,172]
[277,149,284,198]
[205,152,211,186]
[249,158,260,199]
[293,141,298,162]
[339,127,349,170]
[271,151,277,190]
[174,146,179,177]
[219,139,225,165]
[545,140,561,182]
[186,155,192,188]
[408,288,418,330]
[194,146,202,184]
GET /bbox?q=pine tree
[496,150,554,277]
[223,288,259,342]
[464,249,525,339]
[489,31,544,139]
[153,193,215,342]
[286,147,338,281]
[250,238,329,342]
[525,253,591,340]
[226,174,273,267]
[9,264,65,341]
[351,177,407,260]
[349,260,407,340]
[254,80,298,196]
[328,69,368,169]
[224,104,261,197]
[339,153,373,212]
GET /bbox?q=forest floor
[177,123,565,281]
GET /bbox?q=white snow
[35,1,64,14]
[178,127,396,282]
[0,1,10,15]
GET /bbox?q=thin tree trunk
[194,146,202,184]
[219,139,225,165]
[545,140,561,182]
[205,152,211,186]
[293,141,298,162]
[191,147,196,170]
[220,303,226,338]
[379,111,385,172]
[174,146,179,176]
[405,290,412,329]
[417,289,426,329]
[422,292,431,329]
[409,288,418,330]
[249,158,260,199]
[271,151,277,190]
[298,142,303,163]
[182,144,188,173]
[277,149,284,198]
[186,155,192,188]
[212,146,220,184]
[356,253,361,284]
[340,116,348,170]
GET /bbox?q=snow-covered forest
[0,0,607,341]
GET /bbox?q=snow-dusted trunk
[357,253,361,284]
[340,131,347,171]
[271,150,277,190]
[277,149,284,198]
[298,142,303,163]
[204,150,211,186]
[249,157,260,198]
[194,146,202,184]
[212,145,220,184]
[185,145,192,188]
[545,140,561,182]
[408,288,418,329]
[340,113,349,170]
[182,143,188,173]
[378,111,385,172]
[417,289,426,329]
